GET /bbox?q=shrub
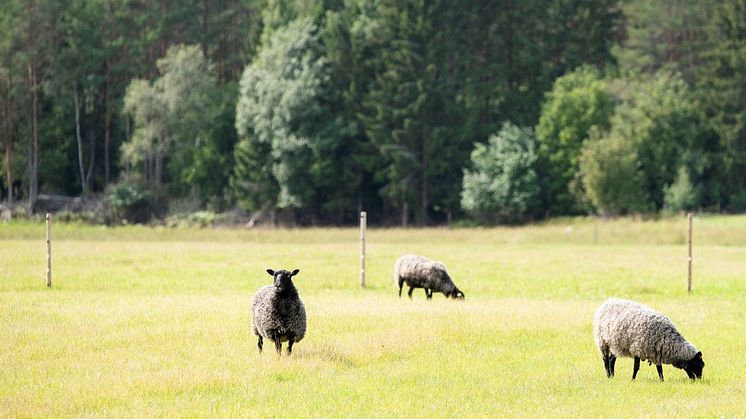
[663,167,701,213]
[578,131,650,216]
[461,123,540,224]
[106,183,155,224]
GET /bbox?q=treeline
[1,0,745,225]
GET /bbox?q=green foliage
[186,83,239,210]
[105,182,155,224]
[727,191,746,212]
[663,167,701,213]
[697,0,746,204]
[607,72,703,208]
[461,123,539,224]
[164,210,217,228]
[122,44,217,199]
[579,130,649,216]
[536,66,616,215]
[234,15,366,223]
[234,17,327,210]
[362,0,480,224]
[230,131,278,212]
[613,0,714,83]
[7,0,745,224]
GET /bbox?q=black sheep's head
[675,351,704,379]
[685,351,704,379]
[267,268,300,292]
[447,287,465,300]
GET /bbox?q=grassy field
[1,215,746,417]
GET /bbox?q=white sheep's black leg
[425,289,432,300]
[656,364,664,381]
[257,336,263,353]
[608,354,617,377]
[632,356,640,380]
[602,353,611,377]
[407,286,414,299]
[398,279,404,298]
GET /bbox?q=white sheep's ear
[266,269,275,276]
[290,269,300,276]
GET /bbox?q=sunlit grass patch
[1,217,745,416]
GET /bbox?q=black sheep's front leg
[656,364,664,381]
[632,356,640,380]
[257,335,263,353]
[425,289,432,300]
[287,337,295,355]
[272,333,282,355]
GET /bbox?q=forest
[1,0,745,226]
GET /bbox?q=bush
[663,167,701,213]
[578,131,650,216]
[106,183,155,224]
[55,210,102,224]
[461,123,540,224]
[727,191,746,213]
[165,211,217,228]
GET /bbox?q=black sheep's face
[447,288,465,300]
[267,268,300,290]
[684,352,704,379]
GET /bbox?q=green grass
[2,215,746,416]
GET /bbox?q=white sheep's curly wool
[593,298,698,366]
[393,254,461,297]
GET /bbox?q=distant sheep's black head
[267,269,300,293]
[685,352,704,379]
[446,287,465,300]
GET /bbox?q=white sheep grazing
[393,254,464,300]
[593,298,704,381]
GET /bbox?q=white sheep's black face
[266,268,300,290]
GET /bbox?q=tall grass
[1,216,745,416]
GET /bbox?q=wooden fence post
[46,213,52,288]
[360,211,367,289]
[687,212,693,293]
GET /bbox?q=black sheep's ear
[266,269,275,276]
[290,269,300,276]
[696,351,702,359]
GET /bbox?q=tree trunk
[231,0,240,79]
[85,125,96,191]
[2,75,13,206]
[27,59,38,211]
[154,134,163,198]
[104,0,113,186]
[74,86,87,195]
[2,73,12,205]
[401,200,408,227]
[26,0,39,212]
[202,0,209,58]
[419,116,429,225]
[420,145,429,225]
[104,57,111,185]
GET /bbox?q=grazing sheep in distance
[593,298,704,381]
[394,254,465,300]
[252,268,306,355]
